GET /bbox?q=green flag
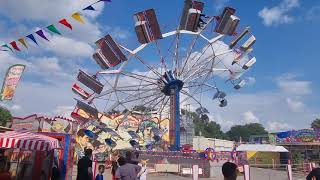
[1,44,13,52]
[47,24,61,35]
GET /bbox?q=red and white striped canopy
[0,131,61,151]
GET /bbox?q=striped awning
[0,131,61,151]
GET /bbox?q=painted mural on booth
[271,129,320,144]
[74,111,170,160]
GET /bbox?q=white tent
[236,144,288,152]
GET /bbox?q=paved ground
[72,167,308,180]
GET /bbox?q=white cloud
[267,121,292,132]
[276,74,311,95]
[34,57,62,72]
[0,0,104,22]
[0,103,22,113]
[242,111,260,124]
[258,0,300,26]
[208,114,234,132]
[105,26,131,40]
[0,0,105,58]
[245,77,256,86]
[11,105,21,111]
[201,88,315,132]
[213,0,230,12]
[53,105,74,117]
[286,98,305,112]
[45,35,94,58]
[306,6,320,21]
[8,81,75,116]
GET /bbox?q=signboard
[11,114,41,132]
[275,129,320,144]
[41,117,74,134]
[1,64,25,101]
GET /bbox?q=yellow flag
[71,12,85,24]
[18,38,28,49]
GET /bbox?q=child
[137,159,149,180]
[95,165,105,180]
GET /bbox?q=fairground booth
[9,114,77,180]
[0,130,61,180]
[250,128,320,162]
[236,144,289,167]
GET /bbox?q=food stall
[0,130,61,180]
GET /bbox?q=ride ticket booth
[0,130,61,180]
[40,132,74,180]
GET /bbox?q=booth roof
[0,130,61,151]
[0,126,13,132]
[236,144,289,152]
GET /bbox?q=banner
[0,64,26,101]
[0,0,111,53]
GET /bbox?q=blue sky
[0,0,319,132]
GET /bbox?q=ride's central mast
[158,70,183,149]
[169,88,180,149]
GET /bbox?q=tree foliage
[0,107,12,126]
[311,118,320,129]
[182,109,227,139]
[226,123,268,142]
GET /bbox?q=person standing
[95,165,105,180]
[222,162,238,180]
[126,151,139,165]
[111,161,119,180]
[115,156,141,180]
[77,149,93,180]
[137,160,148,180]
[306,167,320,180]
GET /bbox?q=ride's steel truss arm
[153,40,169,74]
[157,96,170,115]
[181,44,231,79]
[173,32,180,75]
[134,55,163,78]
[179,17,214,76]
[121,71,159,80]
[102,91,162,113]
[181,65,215,105]
[180,90,202,107]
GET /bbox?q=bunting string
[0,0,111,53]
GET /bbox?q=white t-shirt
[138,165,148,180]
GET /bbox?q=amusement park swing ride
[71,0,257,150]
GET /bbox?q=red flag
[59,19,72,30]
[9,41,21,51]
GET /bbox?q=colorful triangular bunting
[26,34,38,45]
[10,41,21,51]
[59,19,73,30]
[71,12,85,24]
[18,38,28,49]
[1,44,13,52]
[47,24,61,35]
[36,30,49,41]
[83,5,95,11]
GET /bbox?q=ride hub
[157,70,184,96]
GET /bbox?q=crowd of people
[76,149,147,180]
[75,148,320,180]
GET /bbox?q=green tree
[185,109,226,139]
[311,118,320,128]
[291,151,303,166]
[0,107,12,126]
[226,123,268,142]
